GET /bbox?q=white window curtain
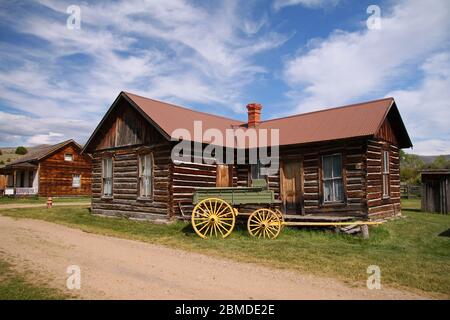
[382,150,390,197]
[139,154,152,198]
[72,174,81,188]
[322,154,344,202]
[102,158,113,196]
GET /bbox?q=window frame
[321,153,345,204]
[72,174,81,188]
[137,152,153,200]
[101,157,113,198]
[382,150,390,199]
[64,153,73,161]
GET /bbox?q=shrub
[15,146,28,155]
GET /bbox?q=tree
[0,149,2,156]
[15,146,28,155]
[427,155,450,170]
[0,160,4,165]
[400,150,425,185]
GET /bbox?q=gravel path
[0,215,427,300]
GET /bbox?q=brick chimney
[246,103,262,127]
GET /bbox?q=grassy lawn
[0,200,449,298]
[0,196,90,205]
[0,258,69,300]
[401,197,421,210]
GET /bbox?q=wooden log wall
[171,148,280,216]
[39,144,92,197]
[91,143,172,220]
[280,139,367,217]
[366,139,401,218]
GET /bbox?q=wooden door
[216,165,232,187]
[281,161,302,214]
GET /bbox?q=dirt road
[0,215,427,299]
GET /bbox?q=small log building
[0,140,92,197]
[83,92,412,220]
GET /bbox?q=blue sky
[0,0,449,154]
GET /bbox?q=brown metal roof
[123,92,244,142]
[84,92,412,152]
[8,140,81,166]
[257,97,395,146]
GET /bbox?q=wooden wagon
[191,179,382,239]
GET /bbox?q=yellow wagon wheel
[275,208,284,223]
[191,198,235,239]
[247,208,282,239]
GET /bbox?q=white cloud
[0,111,93,147]
[386,52,450,155]
[274,0,340,10]
[408,140,450,156]
[27,132,64,146]
[0,0,288,145]
[282,0,450,154]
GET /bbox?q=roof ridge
[123,91,244,124]
[10,139,76,164]
[260,97,394,124]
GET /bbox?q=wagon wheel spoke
[220,221,233,227]
[197,222,211,234]
[215,222,226,236]
[194,209,208,218]
[215,201,224,215]
[266,227,276,238]
[193,219,209,228]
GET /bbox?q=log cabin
[82,92,412,221]
[0,140,92,197]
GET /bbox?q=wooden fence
[400,183,421,198]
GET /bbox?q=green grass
[401,197,421,210]
[0,196,90,204]
[0,258,69,300]
[0,202,449,298]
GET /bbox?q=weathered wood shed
[421,170,450,214]
[83,92,412,221]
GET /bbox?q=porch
[0,163,39,196]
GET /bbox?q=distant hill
[0,145,50,167]
[417,154,450,164]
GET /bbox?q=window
[102,158,113,197]
[322,154,344,203]
[138,153,153,198]
[72,174,81,188]
[64,153,73,161]
[382,150,390,198]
